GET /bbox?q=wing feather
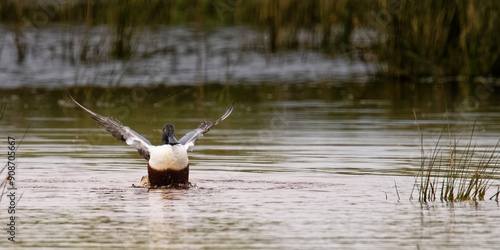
[69,94,152,161]
[179,102,234,151]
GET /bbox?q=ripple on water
[3,84,500,248]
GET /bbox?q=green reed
[0,0,379,58]
[412,124,500,203]
[1,1,499,77]
[382,0,500,78]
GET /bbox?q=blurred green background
[2,0,499,79]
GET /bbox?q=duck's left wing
[69,94,152,161]
[179,102,234,151]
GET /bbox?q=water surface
[1,83,500,249]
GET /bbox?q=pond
[1,26,500,249]
[1,82,500,249]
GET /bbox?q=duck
[69,94,234,188]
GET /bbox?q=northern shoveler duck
[69,94,234,188]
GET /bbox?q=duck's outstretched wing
[69,94,152,161]
[179,102,234,151]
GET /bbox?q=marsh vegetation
[412,124,500,202]
[1,0,499,79]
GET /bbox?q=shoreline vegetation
[0,0,499,80]
[411,123,500,203]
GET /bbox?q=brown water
[1,82,500,249]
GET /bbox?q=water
[0,25,373,89]
[1,26,500,249]
[1,83,499,249]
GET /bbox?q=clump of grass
[411,123,500,203]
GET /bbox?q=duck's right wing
[69,94,153,161]
[179,102,234,151]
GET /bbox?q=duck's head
[162,124,179,145]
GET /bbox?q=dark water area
[0,25,374,89]
[1,25,500,249]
